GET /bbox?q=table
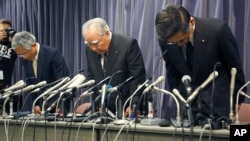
[0,117,229,141]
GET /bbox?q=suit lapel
[192,18,208,80]
[37,47,45,80]
[104,35,119,77]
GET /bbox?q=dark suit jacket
[86,33,146,114]
[22,45,69,112]
[159,17,246,118]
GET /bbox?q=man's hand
[125,107,140,118]
[34,105,41,114]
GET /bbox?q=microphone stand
[117,91,123,119]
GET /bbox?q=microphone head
[181,75,191,83]
[231,67,237,75]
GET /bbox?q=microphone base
[113,119,129,125]
[170,118,190,128]
[140,118,165,126]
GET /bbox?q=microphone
[186,71,219,103]
[58,74,86,91]
[59,74,86,95]
[0,80,26,93]
[182,75,192,95]
[30,77,70,115]
[45,74,85,100]
[100,84,107,115]
[79,76,111,98]
[75,79,95,89]
[1,85,36,99]
[150,86,182,127]
[69,69,84,77]
[113,79,150,125]
[147,94,153,118]
[172,88,187,103]
[229,68,237,121]
[29,81,47,93]
[107,70,123,85]
[42,75,86,114]
[107,76,135,93]
[44,79,95,114]
[143,76,165,94]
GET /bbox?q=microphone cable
[61,121,71,141]
[140,50,168,117]
[199,119,212,141]
[210,62,221,120]
[3,118,10,141]
[75,112,99,141]
[113,121,131,141]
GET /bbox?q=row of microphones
[172,71,219,104]
[79,76,111,98]
[42,74,87,114]
[31,77,71,115]
[143,76,165,94]
[1,81,47,117]
[0,80,26,94]
[186,71,219,103]
[44,80,95,114]
[113,78,151,125]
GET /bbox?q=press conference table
[0,117,229,141]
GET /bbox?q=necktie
[33,59,38,77]
[186,42,193,72]
[103,53,108,75]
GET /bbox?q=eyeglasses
[84,40,100,47]
[167,27,190,45]
[167,32,190,45]
[16,50,30,57]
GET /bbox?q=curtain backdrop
[1,0,249,118]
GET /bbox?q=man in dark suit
[11,31,69,114]
[155,5,246,124]
[82,18,146,117]
[0,19,17,114]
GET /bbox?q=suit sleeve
[127,39,146,98]
[217,22,246,103]
[50,50,69,79]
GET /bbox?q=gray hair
[11,31,36,50]
[82,18,110,36]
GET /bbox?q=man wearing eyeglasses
[11,31,69,114]
[82,18,146,118]
[0,19,17,114]
[155,5,246,126]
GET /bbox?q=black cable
[131,119,138,141]
[61,121,70,141]
[125,121,131,141]
[210,62,221,119]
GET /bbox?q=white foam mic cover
[2,85,35,98]
[59,74,85,90]
[76,79,95,89]
[4,80,26,92]
[143,76,165,94]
